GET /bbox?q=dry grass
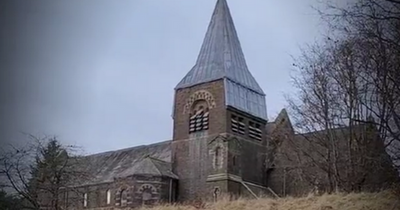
[139,191,399,210]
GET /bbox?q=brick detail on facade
[183,90,217,114]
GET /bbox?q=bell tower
[171,0,268,201]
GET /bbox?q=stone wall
[172,80,226,141]
[225,109,267,186]
[172,134,215,201]
[172,80,227,201]
[172,79,271,201]
[60,175,176,209]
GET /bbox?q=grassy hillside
[140,191,399,210]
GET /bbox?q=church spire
[175,0,264,95]
[175,0,267,120]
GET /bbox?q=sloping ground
[140,191,399,210]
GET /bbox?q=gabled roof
[175,0,264,95]
[71,141,174,186]
[266,109,294,134]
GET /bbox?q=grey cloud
[0,0,323,154]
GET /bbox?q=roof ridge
[143,156,163,176]
[147,156,179,179]
[84,140,171,157]
[296,124,365,136]
[148,156,169,164]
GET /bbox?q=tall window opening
[249,121,262,141]
[64,191,68,209]
[214,147,221,169]
[120,189,127,207]
[106,189,111,205]
[231,115,245,135]
[83,193,88,207]
[189,101,209,133]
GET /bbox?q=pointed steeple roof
[175,0,264,95]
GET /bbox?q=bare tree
[0,135,92,210]
[286,36,398,192]
[323,0,400,175]
[283,0,400,194]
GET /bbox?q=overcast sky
[0,0,326,154]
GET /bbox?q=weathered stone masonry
[45,0,398,209]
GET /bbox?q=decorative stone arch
[183,90,216,114]
[137,184,158,202]
[115,185,132,207]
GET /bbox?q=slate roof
[74,140,175,186]
[175,0,264,95]
[120,156,178,179]
[175,0,268,120]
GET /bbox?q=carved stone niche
[208,135,227,171]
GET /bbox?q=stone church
[55,0,396,209]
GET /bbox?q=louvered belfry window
[231,115,245,135]
[249,121,262,141]
[189,107,209,133]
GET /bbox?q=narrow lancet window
[106,189,111,205]
[83,193,88,207]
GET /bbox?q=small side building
[60,141,178,209]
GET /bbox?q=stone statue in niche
[210,142,224,170]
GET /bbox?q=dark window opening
[64,191,68,209]
[213,187,220,202]
[120,189,127,207]
[231,115,245,135]
[215,147,221,169]
[249,121,262,141]
[232,155,236,166]
[189,108,209,133]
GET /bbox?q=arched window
[189,101,209,133]
[120,189,128,207]
[106,189,111,205]
[139,184,156,202]
[83,193,88,207]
